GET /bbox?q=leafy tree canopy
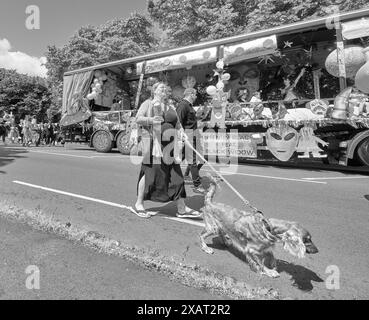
[148,0,241,46]
[44,12,158,110]
[148,0,369,46]
[246,0,369,31]
[0,68,52,122]
[45,13,157,82]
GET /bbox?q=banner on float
[202,132,257,158]
[137,47,218,75]
[342,19,369,40]
[223,35,277,64]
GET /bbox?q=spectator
[0,117,7,145]
[176,88,205,193]
[44,121,55,146]
[22,116,33,146]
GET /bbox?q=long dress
[22,120,32,145]
[137,107,186,202]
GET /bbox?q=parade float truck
[61,8,369,167]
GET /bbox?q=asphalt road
[0,143,368,299]
[0,216,226,300]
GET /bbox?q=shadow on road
[276,260,324,291]
[364,195,369,202]
[147,195,204,217]
[0,146,28,174]
[205,238,323,292]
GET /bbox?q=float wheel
[92,131,112,153]
[116,132,131,155]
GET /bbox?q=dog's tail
[204,175,219,206]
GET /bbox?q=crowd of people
[0,112,64,147]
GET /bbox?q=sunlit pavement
[1,144,368,299]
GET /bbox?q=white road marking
[30,150,93,158]
[30,150,132,159]
[163,217,204,227]
[12,181,203,228]
[303,176,369,181]
[202,169,327,184]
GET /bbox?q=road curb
[0,200,283,300]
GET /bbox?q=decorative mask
[306,99,329,116]
[225,63,260,102]
[266,126,298,161]
[182,75,196,89]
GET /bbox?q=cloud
[0,38,47,77]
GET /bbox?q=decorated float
[61,8,369,166]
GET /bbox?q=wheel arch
[346,130,369,160]
[114,129,127,141]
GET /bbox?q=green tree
[148,0,369,45]
[246,0,369,31]
[0,68,52,122]
[46,12,157,79]
[148,0,241,46]
[45,12,158,111]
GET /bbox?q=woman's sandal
[132,205,151,218]
[176,208,202,219]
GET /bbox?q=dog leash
[173,104,259,213]
[182,136,259,213]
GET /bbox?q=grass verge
[0,199,282,300]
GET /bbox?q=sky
[0,0,148,77]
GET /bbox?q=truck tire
[116,132,131,155]
[92,130,112,153]
[356,137,369,166]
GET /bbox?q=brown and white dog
[200,176,318,278]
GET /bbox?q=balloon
[221,73,230,81]
[216,81,225,90]
[206,85,217,96]
[93,78,99,84]
[216,60,224,70]
[95,83,102,89]
[355,47,369,93]
[325,46,366,79]
[87,92,97,100]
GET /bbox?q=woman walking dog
[134,82,201,219]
